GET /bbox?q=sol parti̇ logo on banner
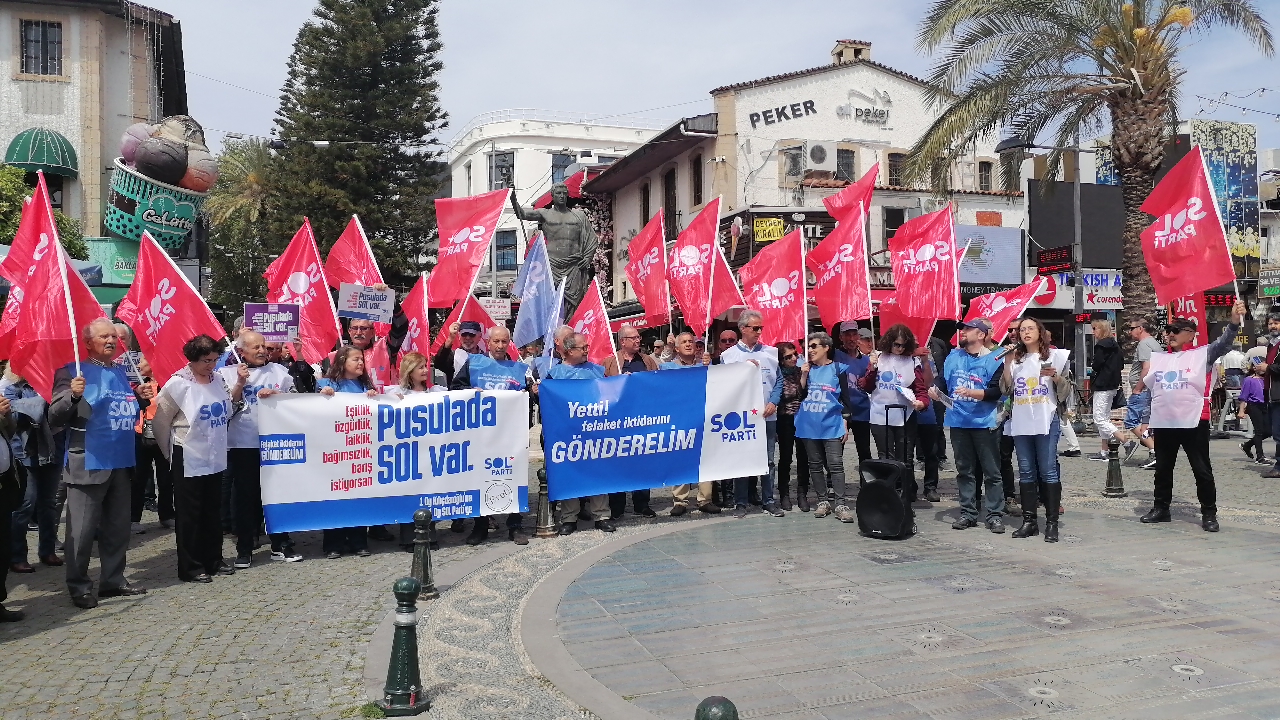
[897,241,953,275]
[670,244,711,279]
[442,224,488,258]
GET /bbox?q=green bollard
[379,578,431,716]
[695,696,739,720]
[1104,437,1127,498]
[410,509,439,600]
[535,467,557,538]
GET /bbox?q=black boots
[465,522,489,546]
[1043,483,1061,543]
[797,483,811,513]
[1011,483,1039,538]
[1140,505,1172,523]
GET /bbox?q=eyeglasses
[1128,325,1142,331]
[781,354,797,360]
[720,338,737,345]
[807,343,823,349]
[745,325,763,331]
[1164,328,1190,335]
[892,342,907,349]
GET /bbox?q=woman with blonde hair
[397,352,446,395]
[1089,318,1124,461]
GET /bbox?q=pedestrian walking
[1238,361,1270,465]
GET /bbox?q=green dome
[5,127,78,178]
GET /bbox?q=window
[640,182,651,225]
[779,145,804,187]
[596,155,620,165]
[463,162,472,195]
[551,153,574,184]
[978,161,994,192]
[488,151,514,191]
[690,154,704,207]
[836,148,856,183]
[884,207,907,243]
[494,230,517,272]
[20,20,62,76]
[663,168,678,242]
[887,153,906,186]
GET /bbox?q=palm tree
[904,0,1272,322]
[205,138,273,225]
[205,138,274,310]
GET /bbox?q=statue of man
[511,183,598,316]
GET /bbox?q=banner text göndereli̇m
[540,363,768,500]
[257,390,529,533]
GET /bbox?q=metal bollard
[1104,437,1127,498]
[410,510,439,600]
[535,467,557,538]
[695,696,739,720]
[379,578,431,716]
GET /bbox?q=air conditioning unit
[807,142,839,173]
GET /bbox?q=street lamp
[996,132,1096,393]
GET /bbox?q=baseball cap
[459,320,483,335]
[960,318,992,334]
[857,328,874,340]
[838,321,860,333]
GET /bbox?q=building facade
[0,0,185,239]
[445,110,660,298]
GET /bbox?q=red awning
[533,168,602,208]
[609,313,653,332]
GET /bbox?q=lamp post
[996,133,1095,388]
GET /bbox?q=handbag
[1111,387,1127,410]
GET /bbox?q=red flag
[809,166,876,326]
[668,198,721,337]
[878,293,935,347]
[740,230,806,346]
[8,185,105,400]
[567,278,616,366]
[398,274,430,356]
[1139,145,1236,305]
[710,242,745,322]
[262,219,342,364]
[429,296,519,361]
[0,176,55,357]
[889,205,960,319]
[961,279,1046,339]
[324,215,383,288]
[1168,292,1208,348]
[624,209,670,327]
[116,233,228,386]
[429,189,509,305]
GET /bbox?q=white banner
[258,390,529,533]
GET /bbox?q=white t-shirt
[219,364,295,449]
[720,341,779,416]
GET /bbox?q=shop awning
[4,128,78,178]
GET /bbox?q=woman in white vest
[153,335,246,583]
[1140,301,1244,533]
[858,324,929,496]
[1002,317,1071,542]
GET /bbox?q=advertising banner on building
[539,363,767,501]
[258,390,530,533]
[1192,120,1260,279]
[955,225,1023,286]
[85,237,139,286]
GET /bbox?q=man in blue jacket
[930,318,1007,533]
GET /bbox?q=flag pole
[598,279,620,372]
[55,244,80,377]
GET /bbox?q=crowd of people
[0,297,1259,623]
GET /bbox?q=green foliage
[265,0,448,288]
[206,139,274,310]
[0,165,86,259]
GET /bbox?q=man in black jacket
[1259,310,1280,478]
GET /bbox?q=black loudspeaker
[856,458,914,539]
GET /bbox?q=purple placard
[244,303,300,343]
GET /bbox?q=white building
[0,0,185,237]
[585,40,1026,307]
[445,110,661,297]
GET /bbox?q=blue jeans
[1012,416,1061,487]
[950,427,1004,521]
[11,462,61,563]
[1124,390,1151,430]
[736,420,777,507]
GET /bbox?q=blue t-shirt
[317,378,370,394]
[795,361,850,440]
[465,355,529,390]
[941,348,1003,429]
[546,362,605,380]
[833,349,870,422]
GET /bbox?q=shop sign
[1259,268,1280,297]
[1030,269,1123,310]
[753,217,785,243]
[86,237,138,286]
[748,100,817,129]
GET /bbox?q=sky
[144,0,1280,158]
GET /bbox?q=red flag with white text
[889,205,960,319]
[324,215,390,335]
[961,279,1046,340]
[808,165,876,326]
[877,293,935,347]
[568,278,616,366]
[668,197,722,337]
[740,230,806,346]
[429,296,519,361]
[1139,146,1236,305]
[624,210,671,327]
[0,175,56,358]
[116,233,228,386]
[1168,292,1208,348]
[262,219,342,364]
[429,189,509,306]
[398,274,431,356]
[8,194,105,400]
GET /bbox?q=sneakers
[834,505,856,523]
[1122,440,1141,462]
[763,503,786,517]
[1086,451,1109,462]
[733,505,749,519]
[670,503,688,517]
[986,517,1006,533]
[925,490,941,503]
[1242,442,1256,460]
[1256,457,1272,465]
[233,555,252,569]
[1060,449,1081,458]
[131,522,147,535]
[952,517,978,530]
[814,501,832,518]
[270,547,304,562]
[1140,457,1158,470]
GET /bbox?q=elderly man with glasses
[1139,301,1244,533]
[546,333,614,534]
[603,324,660,519]
[719,310,785,518]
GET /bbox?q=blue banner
[539,363,768,500]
